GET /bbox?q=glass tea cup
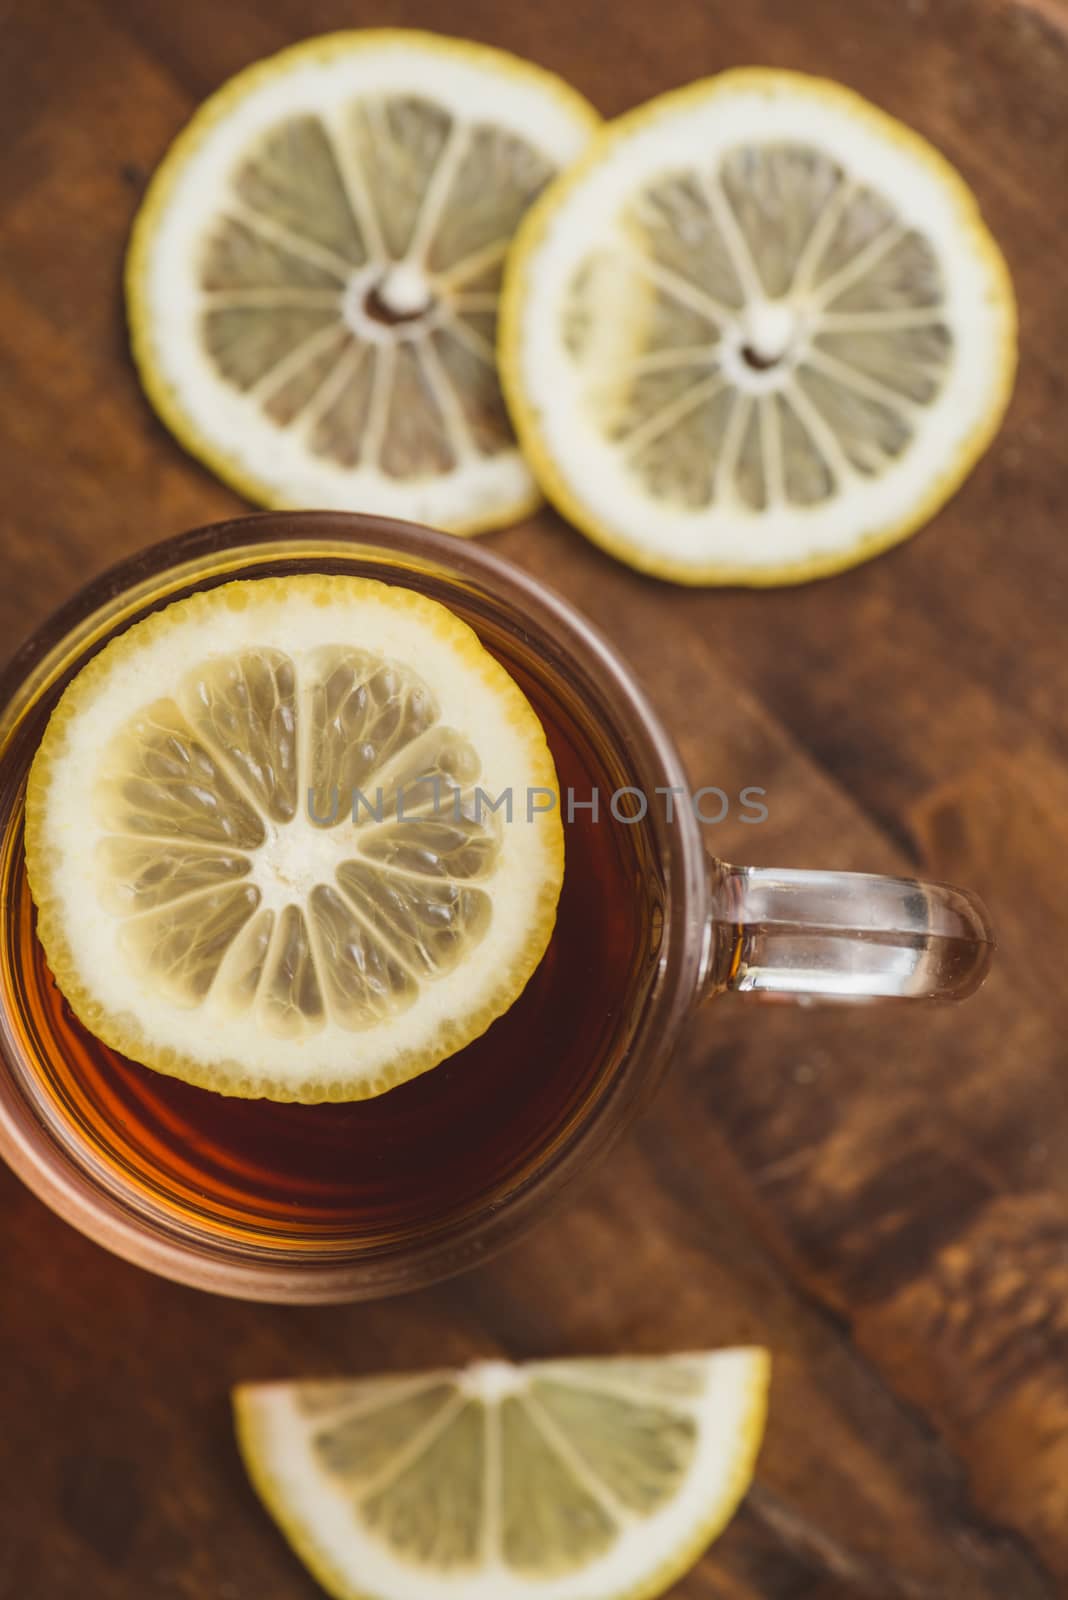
[0,513,993,1302]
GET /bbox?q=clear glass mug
[0,513,993,1302]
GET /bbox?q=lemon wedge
[235,1349,770,1599]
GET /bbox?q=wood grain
[1,0,1067,1596]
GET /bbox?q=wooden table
[3,1,1067,1595]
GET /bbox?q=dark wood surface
[3,1,1068,1595]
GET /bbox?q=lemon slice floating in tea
[126,30,599,532]
[500,69,1016,585]
[235,1348,769,1600]
[24,576,564,1103]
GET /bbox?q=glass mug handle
[703,859,995,1002]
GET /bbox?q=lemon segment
[24,576,564,1102]
[235,1349,770,1600]
[127,30,599,533]
[501,69,1016,584]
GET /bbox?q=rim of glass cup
[0,512,708,1303]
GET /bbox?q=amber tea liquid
[0,629,657,1256]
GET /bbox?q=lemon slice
[235,1349,769,1600]
[127,31,599,533]
[24,576,563,1102]
[501,69,1016,584]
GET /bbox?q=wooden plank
[0,0,1066,1594]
